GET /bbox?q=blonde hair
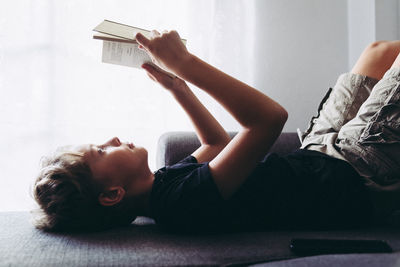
[32,147,136,232]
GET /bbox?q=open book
[93,20,186,76]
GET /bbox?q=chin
[137,146,149,160]
[137,146,147,153]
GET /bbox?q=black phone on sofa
[290,238,392,256]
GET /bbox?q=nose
[105,137,121,147]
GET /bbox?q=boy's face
[78,137,150,191]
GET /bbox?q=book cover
[93,20,152,41]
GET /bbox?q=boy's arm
[178,55,288,201]
[136,31,288,200]
[142,64,231,163]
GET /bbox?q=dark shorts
[249,149,374,230]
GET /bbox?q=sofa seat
[1,211,400,267]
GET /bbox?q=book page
[101,41,151,68]
[93,33,137,44]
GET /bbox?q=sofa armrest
[156,132,301,168]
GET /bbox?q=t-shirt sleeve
[176,155,198,164]
[151,160,226,233]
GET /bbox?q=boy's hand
[135,30,190,75]
[142,63,188,94]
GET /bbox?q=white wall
[348,0,400,69]
[347,0,376,69]
[253,0,349,132]
[375,0,399,41]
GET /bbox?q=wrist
[170,82,191,99]
[174,52,196,77]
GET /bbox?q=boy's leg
[351,41,400,80]
[337,50,400,187]
[299,42,399,152]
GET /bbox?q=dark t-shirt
[149,149,373,233]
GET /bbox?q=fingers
[135,32,150,49]
[146,72,156,82]
[136,30,175,48]
[142,63,171,84]
[142,63,182,91]
[136,30,162,51]
[151,30,161,37]
[137,29,186,74]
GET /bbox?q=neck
[126,171,155,218]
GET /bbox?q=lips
[127,143,135,149]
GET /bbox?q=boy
[33,31,400,233]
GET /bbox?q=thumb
[135,32,150,50]
[143,63,175,79]
[142,63,174,88]
[142,64,165,82]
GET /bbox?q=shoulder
[150,156,224,231]
[153,155,202,183]
[151,156,218,205]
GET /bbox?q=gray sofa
[1,132,399,267]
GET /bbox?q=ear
[98,186,126,207]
